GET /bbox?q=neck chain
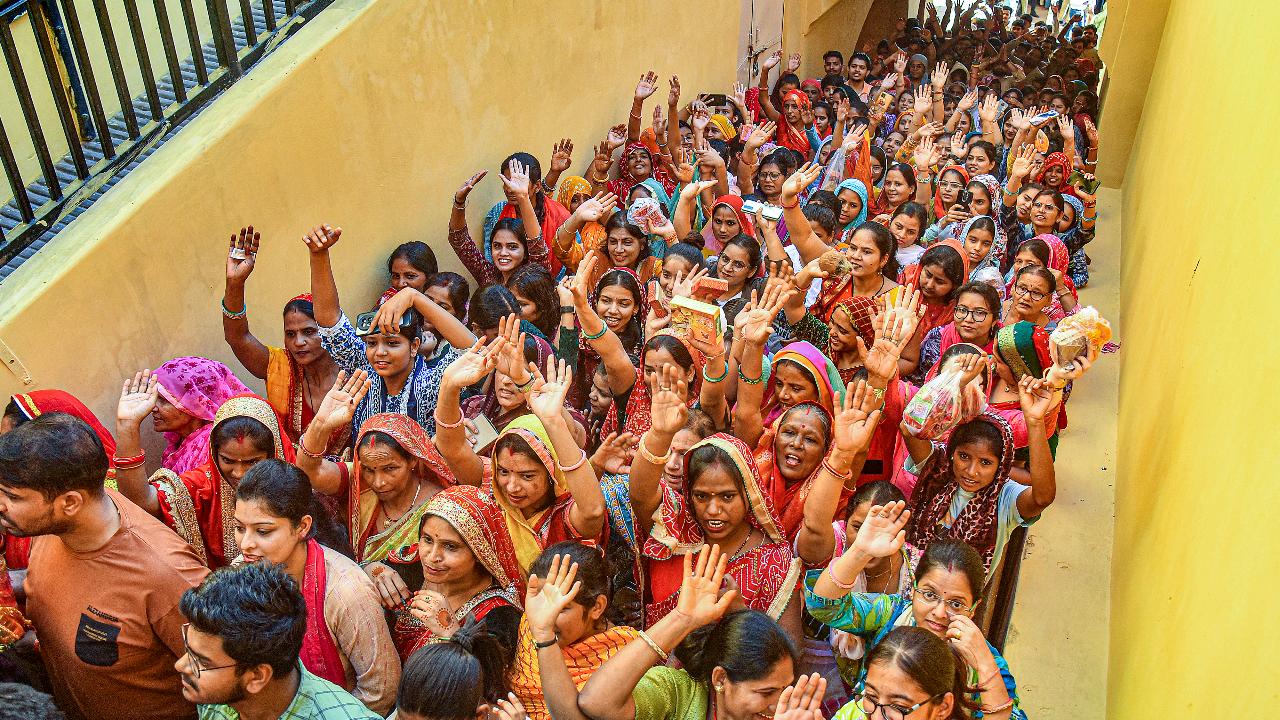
[865,552,898,583]
[382,481,422,526]
[727,527,756,562]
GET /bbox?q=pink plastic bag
[901,365,987,440]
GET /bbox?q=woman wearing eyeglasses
[1002,266,1057,329]
[834,626,1002,720]
[804,502,1024,720]
[907,282,1001,383]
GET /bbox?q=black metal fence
[0,0,333,267]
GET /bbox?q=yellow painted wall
[1094,0,1170,188]
[1109,0,1280,714]
[0,0,737,431]
[0,12,73,196]
[783,0,875,80]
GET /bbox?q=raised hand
[679,179,719,202]
[635,70,659,101]
[525,553,582,642]
[652,104,666,135]
[442,337,504,389]
[786,51,802,73]
[1009,107,1028,131]
[782,162,823,199]
[494,314,533,386]
[550,139,573,174]
[1083,117,1099,147]
[931,61,948,91]
[950,130,966,158]
[575,191,619,224]
[311,370,372,435]
[893,51,908,75]
[117,370,158,426]
[762,50,783,71]
[1010,143,1036,179]
[1055,114,1074,140]
[958,89,978,111]
[851,500,910,559]
[501,159,532,200]
[1017,376,1057,423]
[670,264,710,301]
[914,88,934,115]
[832,380,883,455]
[668,75,681,106]
[740,283,792,346]
[774,673,828,720]
[455,170,487,205]
[569,252,599,307]
[674,545,737,627]
[526,356,573,421]
[649,363,690,436]
[743,121,776,151]
[302,224,342,254]
[690,101,711,133]
[859,286,923,379]
[979,93,1000,123]
[592,432,637,475]
[226,226,259,284]
[880,72,900,91]
[733,81,747,108]
[606,124,627,150]
[913,135,937,171]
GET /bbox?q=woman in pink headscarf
[152,357,251,474]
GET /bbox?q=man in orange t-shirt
[0,413,208,720]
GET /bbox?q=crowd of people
[0,1,1110,718]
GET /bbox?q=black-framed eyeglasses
[181,623,238,679]
[1013,283,1048,302]
[851,689,946,719]
[953,306,990,322]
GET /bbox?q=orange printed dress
[508,615,638,720]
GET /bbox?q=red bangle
[112,452,145,469]
[781,198,799,209]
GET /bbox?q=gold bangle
[637,630,670,663]
[637,433,672,466]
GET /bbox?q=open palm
[851,501,910,559]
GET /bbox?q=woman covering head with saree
[733,336,845,452]
[114,384,293,568]
[434,338,608,574]
[389,484,524,662]
[606,142,676,202]
[834,179,870,244]
[151,356,251,475]
[630,412,804,640]
[898,357,1064,577]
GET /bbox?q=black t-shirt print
[74,606,121,667]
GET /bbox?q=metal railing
[0,0,334,267]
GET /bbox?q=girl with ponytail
[395,619,514,720]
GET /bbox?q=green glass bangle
[703,363,729,384]
[583,325,608,341]
[737,364,764,385]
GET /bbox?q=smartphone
[701,93,732,116]
[952,189,973,214]
[1067,170,1101,195]
[354,308,420,337]
[741,199,783,221]
[470,414,499,454]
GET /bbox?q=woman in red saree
[896,239,970,378]
[115,385,294,568]
[629,369,802,638]
[389,485,523,661]
[233,459,399,715]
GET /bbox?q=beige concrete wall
[0,0,738,425]
[783,0,876,80]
